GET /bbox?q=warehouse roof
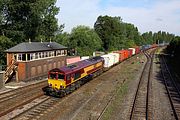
[5,42,67,53]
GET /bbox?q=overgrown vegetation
[167,36,180,77]
[167,36,180,57]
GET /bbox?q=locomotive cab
[48,72,66,90]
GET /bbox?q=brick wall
[0,71,4,88]
[17,56,66,81]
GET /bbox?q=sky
[56,0,180,36]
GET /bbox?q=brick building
[4,42,68,83]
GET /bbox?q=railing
[3,59,18,83]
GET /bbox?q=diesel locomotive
[42,56,104,97]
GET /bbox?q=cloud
[56,0,180,35]
[156,18,163,22]
[56,0,101,32]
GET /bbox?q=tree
[68,25,103,56]
[0,35,13,65]
[55,32,70,46]
[0,0,61,42]
[167,36,180,57]
[94,15,125,51]
[94,15,143,51]
[124,23,142,45]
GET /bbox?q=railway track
[160,54,180,120]
[129,49,156,120]
[0,80,47,103]
[9,96,59,120]
[0,80,47,117]
[96,50,155,120]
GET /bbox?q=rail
[160,54,180,120]
[130,48,156,120]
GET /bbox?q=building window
[56,50,61,56]
[27,54,30,61]
[49,51,51,57]
[30,53,34,60]
[54,51,57,56]
[18,53,26,61]
[51,51,54,56]
[22,54,26,61]
[64,50,67,55]
[45,52,48,57]
[38,52,41,58]
[18,54,22,61]
[61,50,64,55]
[35,53,38,59]
[32,53,35,60]
[42,52,44,58]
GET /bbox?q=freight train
[42,44,157,97]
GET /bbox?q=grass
[102,81,129,120]
[101,57,144,120]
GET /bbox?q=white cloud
[56,0,101,32]
[56,0,180,35]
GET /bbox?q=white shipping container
[81,56,90,60]
[101,54,114,68]
[129,48,136,55]
[108,53,119,64]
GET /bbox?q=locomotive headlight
[48,83,52,86]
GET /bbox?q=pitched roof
[5,42,68,53]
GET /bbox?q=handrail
[3,59,18,83]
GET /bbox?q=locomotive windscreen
[58,74,65,80]
[49,72,65,80]
[49,73,57,79]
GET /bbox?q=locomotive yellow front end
[42,71,66,97]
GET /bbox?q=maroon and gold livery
[42,56,104,97]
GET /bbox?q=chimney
[29,38,31,43]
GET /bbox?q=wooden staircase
[3,59,18,84]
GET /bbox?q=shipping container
[101,54,114,68]
[109,53,119,64]
[113,50,129,62]
[128,49,133,57]
[135,47,140,54]
[124,50,129,59]
[93,51,105,56]
[66,56,80,65]
[129,48,136,55]
[81,56,90,60]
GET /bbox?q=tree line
[55,16,175,55]
[0,1,178,66]
[167,36,180,58]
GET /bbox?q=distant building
[4,42,68,83]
